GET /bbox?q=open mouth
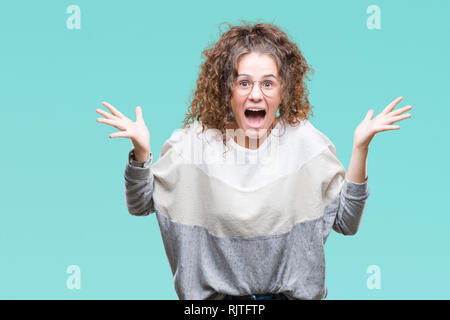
[244,109,266,128]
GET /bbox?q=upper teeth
[247,108,264,111]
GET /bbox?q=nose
[248,81,263,100]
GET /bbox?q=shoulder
[274,119,343,181]
[161,121,221,161]
[273,118,338,161]
[282,119,334,147]
[167,121,217,142]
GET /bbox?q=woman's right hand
[96,101,151,161]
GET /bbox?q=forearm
[125,149,155,216]
[135,148,151,162]
[346,145,368,183]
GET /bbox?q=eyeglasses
[233,77,281,97]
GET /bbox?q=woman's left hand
[353,96,413,150]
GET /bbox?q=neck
[232,118,279,150]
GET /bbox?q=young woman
[96,22,412,300]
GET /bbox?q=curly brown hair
[183,20,315,150]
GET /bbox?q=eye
[263,80,273,88]
[239,80,250,87]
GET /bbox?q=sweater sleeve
[124,148,155,216]
[332,174,370,236]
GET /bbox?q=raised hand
[96,101,151,161]
[353,96,413,150]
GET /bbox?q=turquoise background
[0,0,448,299]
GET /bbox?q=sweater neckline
[228,119,282,155]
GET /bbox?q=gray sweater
[124,119,370,300]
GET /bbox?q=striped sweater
[124,118,370,300]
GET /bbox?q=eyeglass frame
[232,76,282,97]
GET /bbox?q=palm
[96,101,150,153]
[353,96,413,149]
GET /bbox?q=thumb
[135,106,143,121]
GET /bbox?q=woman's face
[230,52,281,146]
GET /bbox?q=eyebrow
[237,74,278,79]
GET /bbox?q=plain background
[0,0,448,299]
